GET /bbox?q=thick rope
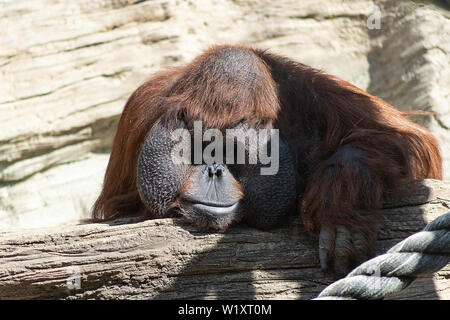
[315,211,450,300]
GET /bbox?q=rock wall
[0,0,449,228]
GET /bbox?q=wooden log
[0,179,449,300]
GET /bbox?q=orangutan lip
[191,202,239,215]
[182,199,239,215]
[183,199,238,208]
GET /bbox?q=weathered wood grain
[0,179,449,300]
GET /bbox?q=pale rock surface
[0,0,449,228]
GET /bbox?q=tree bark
[1,179,449,300]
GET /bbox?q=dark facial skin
[180,163,243,231]
[135,47,298,232]
[136,121,297,232]
[136,120,192,218]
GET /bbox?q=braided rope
[315,211,450,300]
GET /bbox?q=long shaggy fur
[92,44,442,250]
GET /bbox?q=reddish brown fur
[298,76,442,233]
[92,45,279,220]
[92,44,442,253]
